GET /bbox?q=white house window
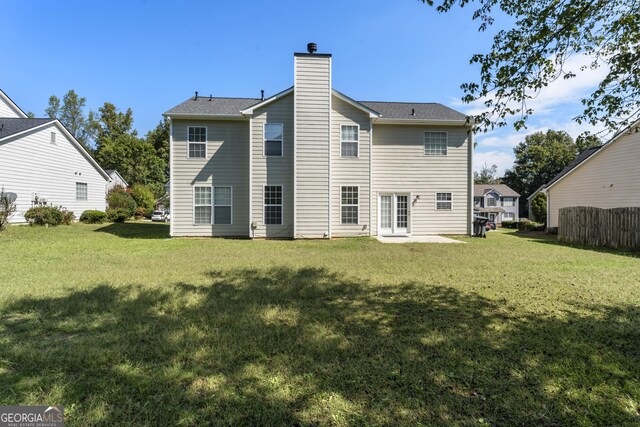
[76,182,87,201]
[436,192,452,210]
[50,132,56,144]
[487,197,497,207]
[264,123,283,156]
[193,186,212,225]
[341,186,359,224]
[264,185,282,225]
[424,132,447,156]
[340,125,359,157]
[213,187,232,225]
[502,197,515,207]
[504,212,515,221]
[188,126,207,158]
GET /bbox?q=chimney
[307,42,317,54]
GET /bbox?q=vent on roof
[261,90,264,101]
[307,42,317,54]
[209,94,213,101]
[411,108,415,116]
[194,91,198,100]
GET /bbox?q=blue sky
[1,0,603,174]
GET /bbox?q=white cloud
[474,151,515,175]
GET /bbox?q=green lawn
[0,224,639,426]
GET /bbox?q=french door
[379,193,410,235]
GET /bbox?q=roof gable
[0,89,28,118]
[473,184,520,198]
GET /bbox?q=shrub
[107,191,136,218]
[530,192,547,224]
[61,210,76,225]
[131,184,156,218]
[501,220,517,229]
[24,206,64,226]
[80,210,107,224]
[0,188,17,231]
[517,220,546,232]
[106,208,130,223]
[135,207,147,218]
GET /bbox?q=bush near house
[531,192,548,224]
[80,210,108,224]
[106,208,130,223]
[24,206,73,226]
[107,186,137,218]
[501,220,517,229]
[517,220,546,231]
[131,184,156,218]
[135,207,147,219]
[0,188,17,231]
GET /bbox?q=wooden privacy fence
[558,206,640,251]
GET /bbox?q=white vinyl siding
[436,192,452,210]
[188,126,207,158]
[193,186,212,225]
[264,185,283,225]
[76,182,87,201]
[213,186,232,225]
[424,131,447,156]
[340,125,359,157]
[264,123,283,156]
[340,186,358,224]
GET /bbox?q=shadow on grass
[94,221,170,239]
[505,230,640,258]
[1,267,639,425]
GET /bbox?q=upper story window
[264,123,283,156]
[424,132,447,156]
[213,186,232,225]
[474,197,482,206]
[76,182,87,201]
[502,196,515,206]
[188,126,207,158]
[487,197,497,207]
[436,192,452,210]
[193,186,212,224]
[264,185,283,225]
[340,125,359,157]
[341,186,359,224]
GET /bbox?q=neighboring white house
[163,44,474,238]
[536,120,640,228]
[0,89,111,223]
[473,184,520,225]
[105,169,129,192]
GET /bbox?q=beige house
[163,44,473,238]
[540,121,640,228]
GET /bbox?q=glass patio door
[379,194,410,235]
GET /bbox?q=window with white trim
[213,187,232,225]
[502,197,515,207]
[264,123,283,156]
[193,186,212,224]
[436,192,452,210]
[340,186,358,224]
[264,185,282,225]
[424,132,447,156]
[340,125,359,157]
[503,212,515,221]
[487,197,497,207]
[76,182,87,201]
[188,126,207,158]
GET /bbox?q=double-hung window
[76,182,87,201]
[264,185,282,225]
[341,186,359,224]
[502,197,515,207]
[424,132,447,156]
[188,126,207,158]
[213,187,232,225]
[193,186,212,224]
[340,125,359,157]
[503,212,515,221]
[487,197,497,207]
[435,192,452,210]
[264,123,283,156]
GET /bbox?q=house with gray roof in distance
[105,169,129,192]
[474,184,520,225]
[163,43,473,239]
[0,89,111,223]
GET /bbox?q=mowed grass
[0,224,639,426]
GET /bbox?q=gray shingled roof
[164,96,261,116]
[546,146,603,188]
[0,118,55,140]
[474,184,520,198]
[359,101,467,121]
[164,90,468,122]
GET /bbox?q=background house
[474,184,520,225]
[540,121,640,228]
[0,89,111,222]
[105,169,129,192]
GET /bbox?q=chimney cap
[307,42,317,54]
